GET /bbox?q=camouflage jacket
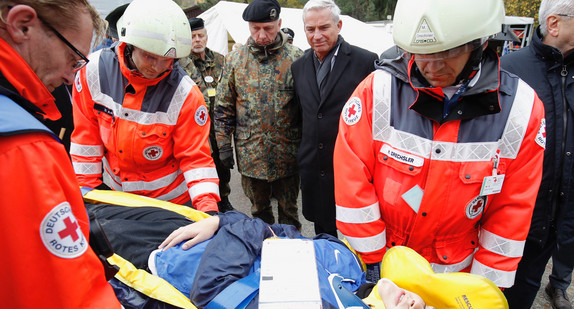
[215,32,303,181]
[180,48,225,112]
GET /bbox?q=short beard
[192,46,206,54]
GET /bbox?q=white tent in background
[199,1,394,55]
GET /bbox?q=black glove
[365,262,381,283]
[219,145,235,169]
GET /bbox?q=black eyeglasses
[558,14,574,18]
[38,17,89,72]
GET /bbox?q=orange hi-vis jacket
[71,43,219,212]
[334,51,546,288]
[0,39,121,308]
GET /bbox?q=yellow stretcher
[84,188,508,309]
[84,188,206,309]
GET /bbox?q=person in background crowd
[214,0,304,229]
[292,0,377,238]
[333,0,545,287]
[180,17,233,213]
[0,1,121,307]
[71,0,220,213]
[281,27,294,44]
[93,3,127,51]
[501,1,574,308]
[104,3,127,42]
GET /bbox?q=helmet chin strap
[453,43,485,85]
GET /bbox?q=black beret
[105,3,129,39]
[242,0,281,22]
[281,28,294,39]
[188,17,205,31]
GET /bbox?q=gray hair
[539,0,574,37]
[302,0,341,23]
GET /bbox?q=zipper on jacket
[561,65,568,157]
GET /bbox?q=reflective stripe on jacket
[334,57,545,287]
[71,42,218,211]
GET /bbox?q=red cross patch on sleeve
[342,97,362,126]
[195,105,208,126]
[535,118,546,149]
[74,73,82,93]
[40,202,88,259]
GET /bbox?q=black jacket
[501,27,574,246]
[292,39,377,231]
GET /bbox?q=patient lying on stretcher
[158,215,506,309]
[87,198,507,309]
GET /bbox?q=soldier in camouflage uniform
[214,0,304,229]
[180,18,233,212]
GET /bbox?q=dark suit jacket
[292,39,377,231]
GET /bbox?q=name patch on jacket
[342,97,362,125]
[40,202,88,259]
[94,103,114,117]
[380,144,424,167]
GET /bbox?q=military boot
[217,196,235,213]
[546,283,572,309]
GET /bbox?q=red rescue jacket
[0,38,121,308]
[334,51,545,288]
[71,43,219,211]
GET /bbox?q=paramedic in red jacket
[71,0,219,212]
[333,0,546,288]
[0,1,121,308]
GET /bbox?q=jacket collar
[413,48,503,123]
[191,48,217,71]
[378,47,503,123]
[0,38,59,120]
[247,31,287,62]
[530,26,574,68]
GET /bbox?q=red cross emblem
[40,202,88,258]
[343,97,362,125]
[143,146,163,161]
[147,148,159,157]
[58,217,80,241]
[536,119,546,148]
[195,105,208,126]
[466,196,487,219]
[471,198,484,213]
[347,104,357,118]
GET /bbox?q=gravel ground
[531,260,574,309]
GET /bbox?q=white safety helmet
[118,0,192,58]
[393,0,505,55]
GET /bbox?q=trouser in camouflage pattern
[240,174,301,230]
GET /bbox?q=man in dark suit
[292,0,377,237]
